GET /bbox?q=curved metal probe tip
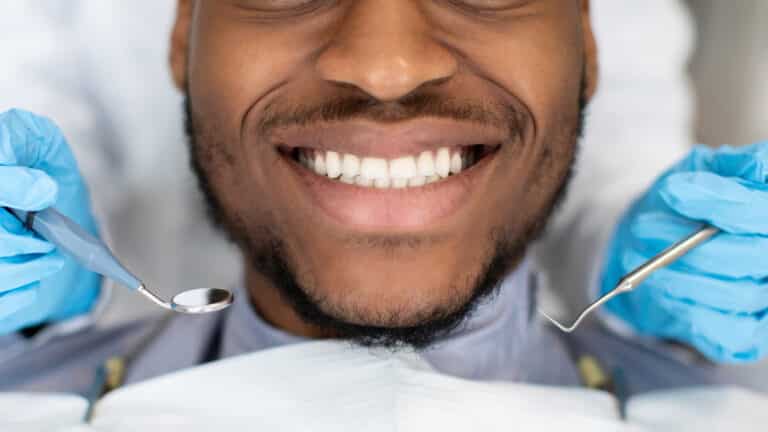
[539,282,634,333]
[539,224,720,333]
[137,284,234,314]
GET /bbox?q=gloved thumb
[659,171,768,235]
[0,166,58,211]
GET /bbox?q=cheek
[440,18,583,233]
[490,63,579,139]
[435,15,584,137]
[187,10,322,134]
[186,11,330,226]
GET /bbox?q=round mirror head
[171,288,234,314]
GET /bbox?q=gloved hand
[599,141,768,363]
[0,109,102,335]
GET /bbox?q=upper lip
[268,118,507,158]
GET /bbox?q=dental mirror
[4,207,235,315]
[138,285,234,314]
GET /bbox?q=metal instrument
[541,224,721,333]
[5,207,233,314]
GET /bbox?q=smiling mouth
[271,118,506,229]
[279,144,499,189]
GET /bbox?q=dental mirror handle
[7,207,143,291]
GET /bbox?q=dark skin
[170,0,597,343]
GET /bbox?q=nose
[315,0,458,102]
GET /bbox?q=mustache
[257,91,527,139]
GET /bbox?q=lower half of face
[186,87,582,345]
[182,1,587,346]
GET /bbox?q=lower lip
[282,151,497,231]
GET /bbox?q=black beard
[183,81,586,350]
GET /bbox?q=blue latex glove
[600,141,768,363]
[0,109,101,335]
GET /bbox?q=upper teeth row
[297,147,471,188]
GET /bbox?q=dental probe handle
[8,207,143,291]
[618,225,721,289]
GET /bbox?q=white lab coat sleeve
[532,0,696,320]
[0,1,121,356]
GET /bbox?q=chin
[306,257,480,329]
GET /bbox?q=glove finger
[0,109,62,165]
[0,231,54,257]
[659,172,768,235]
[629,211,768,279]
[622,249,768,314]
[0,166,58,211]
[0,211,54,256]
[665,145,716,174]
[709,143,768,183]
[0,252,64,294]
[0,109,82,188]
[0,283,38,319]
[655,295,768,362]
[0,208,34,236]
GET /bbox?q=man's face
[171,0,597,347]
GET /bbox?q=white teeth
[305,150,315,171]
[416,151,436,177]
[408,176,426,187]
[389,156,417,179]
[465,150,475,169]
[392,178,408,189]
[360,157,389,179]
[295,146,480,189]
[298,150,315,170]
[374,177,391,189]
[435,148,451,178]
[314,153,327,176]
[450,152,463,175]
[355,176,373,187]
[325,151,342,179]
[342,154,360,178]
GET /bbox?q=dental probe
[4,207,233,314]
[540,224,721,333]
